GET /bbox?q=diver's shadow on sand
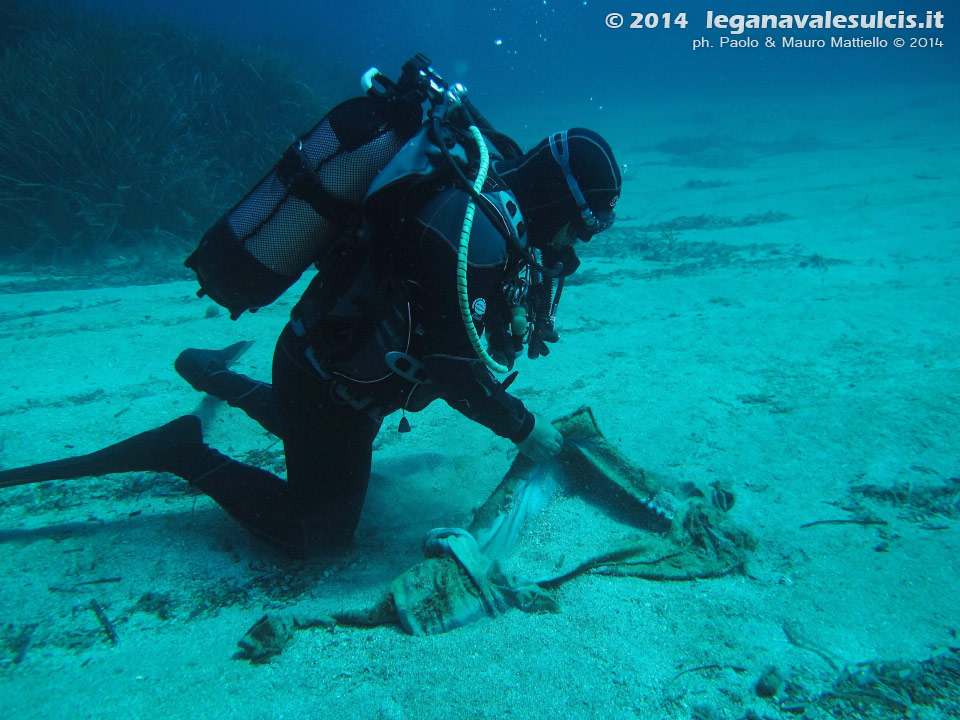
[0,505,246,546]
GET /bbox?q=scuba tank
[185,55,442,319]
[186,52,568,381]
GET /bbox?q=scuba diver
[0,55,621,556]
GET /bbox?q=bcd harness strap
[276,141,357,226]
[290,296,431,412]
[385,351,431,384]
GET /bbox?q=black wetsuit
[190,183,534,553]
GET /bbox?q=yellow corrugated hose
[457,125,508,374]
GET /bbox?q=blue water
[66,0,958,107]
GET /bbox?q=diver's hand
[515,413,563,462]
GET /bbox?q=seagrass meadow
[0,1,340,273]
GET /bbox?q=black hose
[461,97,523,159]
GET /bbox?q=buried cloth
[237,407,754,662]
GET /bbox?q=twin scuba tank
[185,54,518,321]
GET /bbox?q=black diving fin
[174,340,254,393]
[0,415,202,490]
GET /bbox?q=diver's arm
[424,353,563,460]
[420,352,533,441]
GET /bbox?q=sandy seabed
[1,86,958,719]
